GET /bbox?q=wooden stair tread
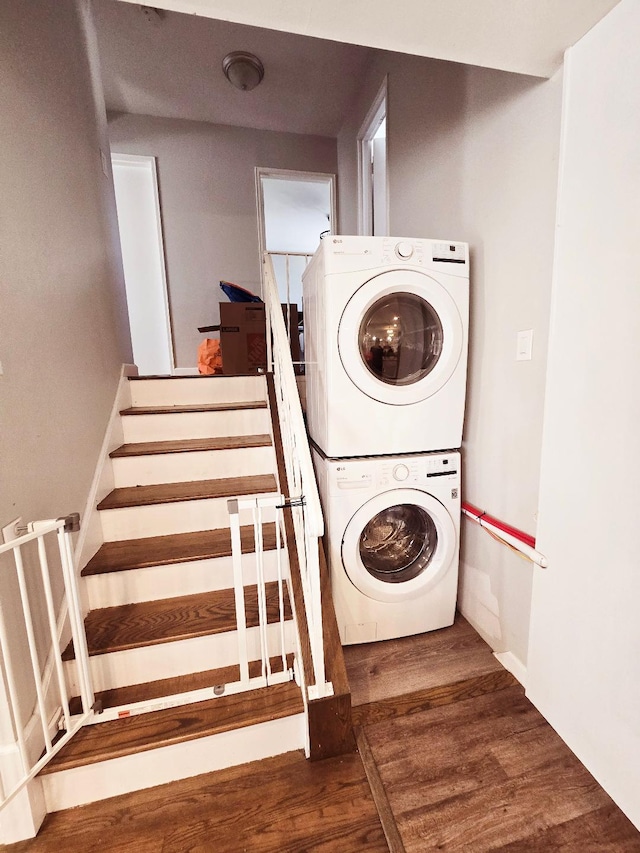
[96,474,277,510]
[119,401,267,416]
[68,653,295,714]
[344,613,504,707]
[82,524,277,576]
[351,669,518,727]
[128,375,249,381]
[42,681,303,774]
[62,584,291,659]
[110,434,272,458]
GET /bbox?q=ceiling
[116,0,622,79]
[96,0,621,137]
[93,1,373,137]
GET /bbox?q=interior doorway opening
[111,153,174,376]
[358,79,388,237]
[256,167,336,309]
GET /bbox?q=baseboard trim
[493,651,527,688]
[74,365,134,580]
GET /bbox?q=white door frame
[357,77,388,237]
[255,166,337,278]
[111,153,175,375]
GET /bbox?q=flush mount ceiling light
[222,51,264,92]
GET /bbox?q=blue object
[220,280,263,303]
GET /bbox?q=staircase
[39,374,306,812]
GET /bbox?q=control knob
[393,464,410,482]
[395,241,414,259]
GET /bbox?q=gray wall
[337,53,562,668]
[0,0,130,731]
[108,114,337,368]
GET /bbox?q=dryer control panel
[329,452,460,494]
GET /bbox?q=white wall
[107,113,337,367]
[527,0,640,829]
[458,67,562,667]
[0,0,131,839]
[338,54,562,668]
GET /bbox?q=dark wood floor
[4,751,387,853]
[362,685,640,851]
[4,617,639,852]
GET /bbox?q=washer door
[341,489,456,603]
[338,269,464,405]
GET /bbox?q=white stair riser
[121,409,271,443]
[85,551,289,608]
[100,494,278,541]
[129,376,267,408]
[65,621,296,694]
[112,445,275,487]
[41,712,305,812]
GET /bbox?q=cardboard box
[219,303,300,375]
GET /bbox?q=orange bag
[197,338,223,375]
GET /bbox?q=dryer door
[338,269,464,405]
[341,488,456,603]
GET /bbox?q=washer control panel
[381,238,425,265]
[432,242,467,264]
[329,453,460,494]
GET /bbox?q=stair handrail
[262,252,331,700]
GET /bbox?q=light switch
[516,329,533,361]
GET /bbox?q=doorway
[111,153,175,376]
[358,78,388,237]
[255,167,336,309]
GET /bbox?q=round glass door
[338,269,464,406]
[359,294,444,385]
[359,503,438,583]
[342,488,456,603]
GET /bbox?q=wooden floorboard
[356,727,406,853]
[5,620,637,850]
[62,583,291,659]
[119,400,267,416]
[352,668,517,727]
[42,682,303,773]
[363,685,640,851]
[110,433,272,458]
[82,523,277,575]
[96,473,277,510]
[344,612,503,707]
[492,803,640,851]
[6,751,387,852]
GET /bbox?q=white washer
[303,236,469,456]
[313,448,460,645]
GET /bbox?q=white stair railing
[0,515,94,811]
[262,252,333,701]
[267,250,312,371]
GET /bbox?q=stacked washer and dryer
[302,236,469,645]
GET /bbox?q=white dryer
[313,448,460,645]
[303,236,469,457]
